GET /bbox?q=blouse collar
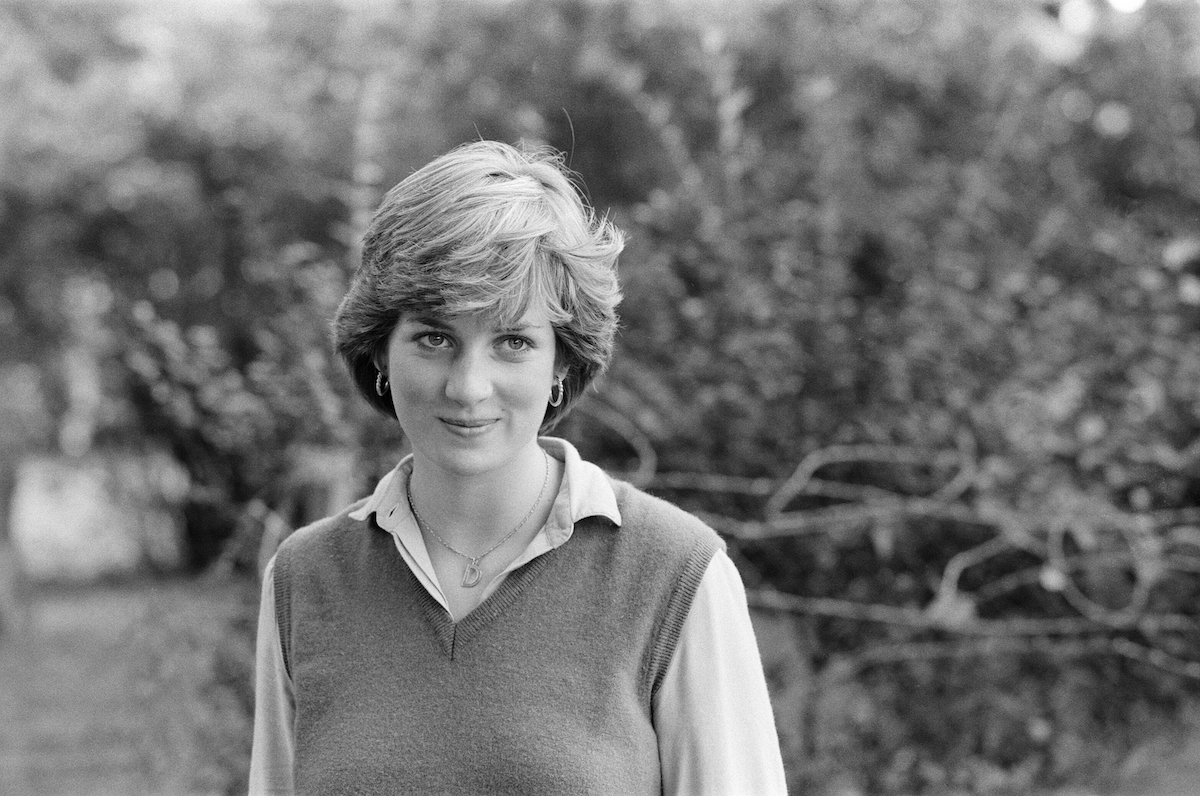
[348,436,622,545]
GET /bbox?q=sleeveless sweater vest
[273,479,723,796]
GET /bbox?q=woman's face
[382,307,562,479]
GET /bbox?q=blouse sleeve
[248,555,297,796]
[653,549,789,795]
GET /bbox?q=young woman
[249,141,787,794]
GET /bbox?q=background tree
[3,0,1199,792]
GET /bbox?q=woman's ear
[552,349,569,385]
[371,340,389,375]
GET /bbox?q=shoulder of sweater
[276,497,373,558]
[607,477,726,553]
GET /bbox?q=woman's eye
[417,332,448,348]
[502,336,531,351]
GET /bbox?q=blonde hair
[333,141,624,429]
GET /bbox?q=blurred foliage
[4,0,1200,791]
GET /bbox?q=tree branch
[748,587,1196,637]
[581,402,658,487]
[698,498,991,541]
[765,443,966,518]
[650,471,776,496]
[933,535,1010,611]
[828,635,1200,681]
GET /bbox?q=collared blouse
[249,437,788,795]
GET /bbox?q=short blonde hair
[333,141,624,430]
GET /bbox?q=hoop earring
[375,371,389,397]
[548,377,564,407]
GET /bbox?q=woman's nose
[444,349,494,405]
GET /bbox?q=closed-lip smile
[441,417,497,430]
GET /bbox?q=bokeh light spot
[1094,101,1133,138]
[1059,0,1098,37]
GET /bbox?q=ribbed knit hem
[642,535,722,703]
[273,546,294,680]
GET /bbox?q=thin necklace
[406,449,550,588]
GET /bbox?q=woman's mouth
[440,417,497,436]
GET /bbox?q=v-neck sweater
[271,478,722,795]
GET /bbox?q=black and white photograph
[1,0,1199,794]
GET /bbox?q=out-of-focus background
[2,0,1200,793]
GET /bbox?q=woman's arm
[248,556,296,795]
[654,550,789,795]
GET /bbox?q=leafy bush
[4,0,1200,791]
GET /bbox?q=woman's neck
[407,441,551,552]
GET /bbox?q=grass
[0,575,257,796]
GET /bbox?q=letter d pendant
[462,560,483,588]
